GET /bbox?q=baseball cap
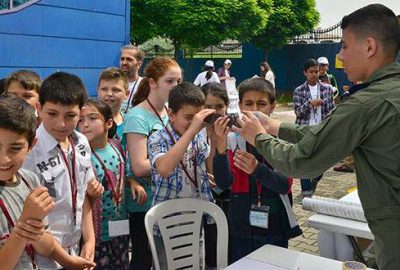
[205,60,214,68]
[224,59,232,65]
[318,57,329,65]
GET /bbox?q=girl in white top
[194,60,220,86]
[260,61,276,88]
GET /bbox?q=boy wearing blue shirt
[147,82,215,269]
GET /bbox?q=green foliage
[130,0,271,57]
[251,0,320,53]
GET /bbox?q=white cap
[205,60,214,68]
[224,59,232,65]
[318,57,329,65]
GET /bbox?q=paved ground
[272,105,358,255]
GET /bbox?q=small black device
[203,113,240,127]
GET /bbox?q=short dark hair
[304,58,319,71]
[40,72,87,108]
[200,82,229,106]
[98,67,129,91]
[5,70,41,93]
[341,4,400,57]
[238,77,275,104]
[0,78,5,95]
[0,94,36,147]
[168,81,205,112]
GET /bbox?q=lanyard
[255,181,262,207]
[0,174,36,268]
[91,141,124,208]
[124,79,140,113]
[165,127,199,190]
[146,98,199,191]
[58,136,78,226]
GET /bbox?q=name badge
[62,227,82,247]
[109,219,130,237]
[249,205,270,229]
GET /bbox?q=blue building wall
[0,0,130,96]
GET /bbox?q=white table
[307,191,373,262]
[224,244,374,270]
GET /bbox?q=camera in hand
[203,113,240,127]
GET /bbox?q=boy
[23,72,103,270]
[4,70,41,109]
[0,94,95,270]
[293,58,335,197]
[147,82,215,269]
[213,77,302,263]
[97,67,129,140]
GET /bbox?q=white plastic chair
[145,198,228,270]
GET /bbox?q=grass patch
[276,92,293,105]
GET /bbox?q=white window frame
[0,0,40,15]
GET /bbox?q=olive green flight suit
[255,62,400,270]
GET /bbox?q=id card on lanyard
[58,137,81,247]
[249,180,270,229]
[0,173,37,268]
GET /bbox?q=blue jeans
[229,234,288,264]
[300,174,323,192]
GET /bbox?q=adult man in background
[235,4,400,270]
[120,44,145,111]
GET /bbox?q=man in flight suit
[234,4,400,270]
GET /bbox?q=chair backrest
[145,198,228,270]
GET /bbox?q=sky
[316,0,400,28]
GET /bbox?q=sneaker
[301,190,314,199]
[333,163,354,173]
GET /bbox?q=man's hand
[309,99,324,107]
[86,179,104,201]
[188,109,216,135]
[130,180,148,206]
[14,219,46,243]
[21,187,54,221]
[233,111,266,146]
[233,150,258,175]
[213,116,230,154]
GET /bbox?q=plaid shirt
[293,81,335,125]
[148,124,214,235]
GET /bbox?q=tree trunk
[264,48,269,61]
[173,39,179,60]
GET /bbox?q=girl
[194,60,220,87]
[201,82,229,175]
[78,99,129,269]
[123,56,182,270]
[260,61,276,88]
[201,83,230,269]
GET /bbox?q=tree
[131,0,272,59]
[251,0,320,59]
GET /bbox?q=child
[123,56,181,269]
[147,81,215,269]
[213,77,302,263]
[97,67,129,140]
[78,99,129,269]
[0,94,95,270]
[4,70,40,109]
[22,72,104,270]
[201,82,230,175]
[293,58,335,197]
